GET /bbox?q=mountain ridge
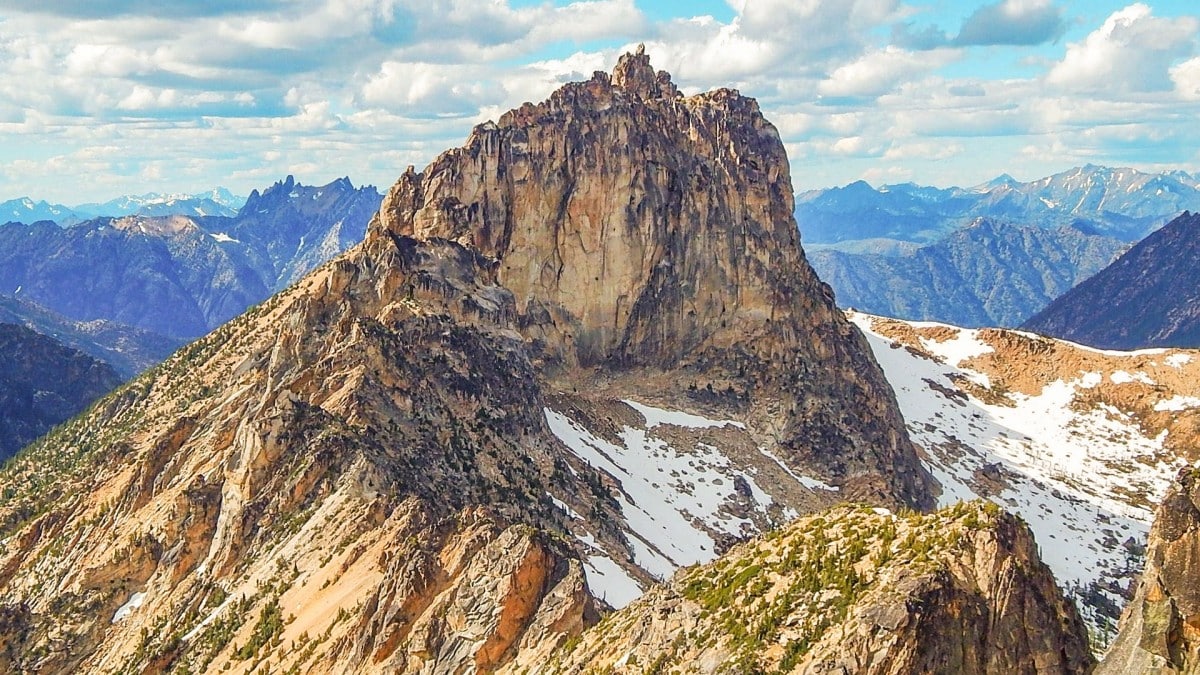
[0,293,179,378]
[850,310,1200,640]
[1023,211,1200,350]
[0,176,383,340]
[810,218,1128,327]
[0,322,122,462]
[545,501,1094,674]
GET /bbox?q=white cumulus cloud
[1046,4,1199,93]
[818,46,957,99]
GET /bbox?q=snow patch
[622,399,745,429]
[182,592,234,641]
[545,400,788,604]
[919,327,994,367]
[850,311,1185,638]
[759,447,839,492]
[112,592,146,623]
[1155,396,1200,412]
[1166,354,1192,368]
[583,555,643,608]
[551,495,583,520]
[1110,370,1155,385]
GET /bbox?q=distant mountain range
[799,164,1200,328]
[0,294,179,378]
[74,187,244,219]
[1023,211,1200,349]
[810,219,1128,328]
[0,176,382,341]
[0,198,79,225]
[0,177,376,461]
[797,164,1200,246]
[0,187,245,225]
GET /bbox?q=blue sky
[1,0,1198,202]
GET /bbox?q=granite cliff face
[1099,468,1200,674]
[0,51,945,673]
[377,47,933,509]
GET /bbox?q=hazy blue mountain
[0,294,180,378]
[810,219,1128,327]
[74,187,244,219]
[0,322,122,462]
[797,165,1200,245]
[0,176,381,342]
[795,180,977,244]
[1022,211,1200,349]
[0,198,83,226]
[207,175,379,289]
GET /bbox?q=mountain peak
[978,173,1018,190]
[611,45,678,100]
[0,51,941,672]
[375,51,934,509]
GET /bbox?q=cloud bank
[0,0,1197,202]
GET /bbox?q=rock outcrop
[542,502,1095,674]
[0,243,602,673]
[1099,468,1200,674]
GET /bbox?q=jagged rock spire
[611,44,678,100]
[374,47,935,510]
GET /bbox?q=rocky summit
[377,46,933,510]
[0,51,1093,675]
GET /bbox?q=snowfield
[543,312,1194,646]
[849,311,1189,639]
[545,401,825,608]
